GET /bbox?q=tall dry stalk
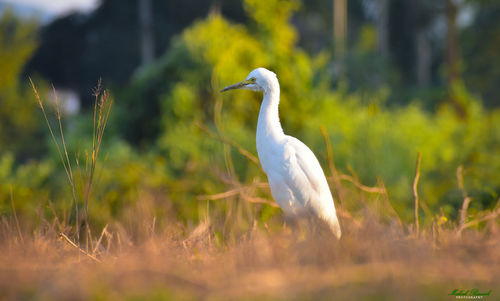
[30,79,80,239]
[320,126,345,203]
[456,165,500,236]
[457,165,471,229]
[413,152,422,236]
[9,187,24,245]
[30,79,112,249]
[83,81,113,247]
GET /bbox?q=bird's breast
[256,135,283,174]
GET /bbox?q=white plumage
[221,68,341,239]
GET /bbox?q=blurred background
[0,0,499,234]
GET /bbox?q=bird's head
[221,68,277,93]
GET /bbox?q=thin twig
[47,199,63,232]
[252,181,270,189]
[212,82,237,180]
[197,188,242,201]
[319,126,336,178]
[53,85,83,242]
[241,196,279,208]
[413,152,422,235]
[320,126,345,203]
[195,121,259,165]
[457,165,472,231]
[52,85,76,212]
[460,208,500,232]
[338,174,385,193]
[197,185,279,208]
[150,216,156,237]
[30,79,80,237]
[83,86,113,248]
[105,230,113,253]
[59,233,102,263]
[457,199,500,235]
[197,181,270,200]
[10,187,24,245]
[92,224,109,254]
[346,165,359,180]
[378,178,404,229]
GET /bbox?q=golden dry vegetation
[2,182,500,300]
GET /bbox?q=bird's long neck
[257,81,284,149]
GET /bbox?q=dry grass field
[1,206,499,300]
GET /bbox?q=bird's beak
[220,79,253,92]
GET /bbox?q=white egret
[221,68,341,239]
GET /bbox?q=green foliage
[0,152,53,223]
[0,10,37,90]
[2,0,499,236]
[306,86,500,221]
[462,1,500,107]
[118,0,500,226]
[0,10,47,160]
[25,0,247,106]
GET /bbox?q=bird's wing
[281,136,333,209]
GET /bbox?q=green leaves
[121,0,500,225]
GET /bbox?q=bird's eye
[250,77,256,83]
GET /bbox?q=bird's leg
[305,212,318,238]
[282,215,299,234]
[285,212,314,240]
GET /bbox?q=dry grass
[1,208,500,300]
[30,79,113,250]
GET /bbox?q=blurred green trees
[0,0,499,235]
[120,0,500,225]
[0,10,52,221]
[0,10,45,160]
[24,0,247,107]
[462,0,500,107]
